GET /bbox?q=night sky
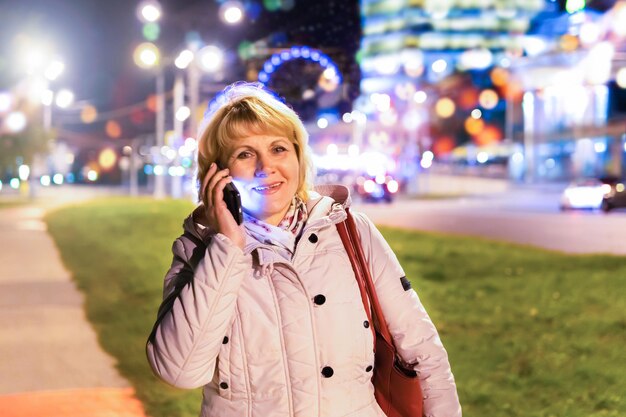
[0,0,361,117]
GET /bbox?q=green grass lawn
[45,197,626,417]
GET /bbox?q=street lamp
[137,0,162,23]
[219,1,245,25]
[169,45,224,198]
[55,89,74,109]
[197,45,225,73]
[44,59,65,81]
[134,41,166,199]
[134,0,226,199]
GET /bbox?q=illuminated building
[355,0,626,182]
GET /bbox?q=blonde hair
[196,82,315,202]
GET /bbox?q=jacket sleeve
[146,231,252,389]
[351,211,462,417]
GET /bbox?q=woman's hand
[200,163,246,250]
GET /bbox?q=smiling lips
[253,182,283,194]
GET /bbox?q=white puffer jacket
[147,185,461,417]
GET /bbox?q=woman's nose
[254,156,274,178]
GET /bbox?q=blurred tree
[0,125,52,175]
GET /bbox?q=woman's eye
[236,151,253,159]
[273,146,287,153]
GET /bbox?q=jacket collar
[182,184,353,254]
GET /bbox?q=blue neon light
[256,46,343,86]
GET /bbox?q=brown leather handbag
[336,208,424,417]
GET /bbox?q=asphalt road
[354,187,626,256]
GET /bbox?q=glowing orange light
[98,148,117,171]
[105,120,122,138]
[432,136,455,156]
[80,105,98,124]
[146,94,157,112]
[559,34,579,52]
[500,81,523,101]
[490,67,509,87]
[473,125,502,146]
[458,88,478,110]
[435,97,455,118]
[464,117,485,135]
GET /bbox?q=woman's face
[225,134,300,225]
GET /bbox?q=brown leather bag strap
[336,219,376,343]
[337,208,394,346]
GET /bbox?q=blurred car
[559,178,612,210]
[354,173,399,203]
[601,180,626,212]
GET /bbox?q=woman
[146,82,462,417]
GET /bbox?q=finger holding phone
[201,162,245,250]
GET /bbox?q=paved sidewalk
[0,204,148,417]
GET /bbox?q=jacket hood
[311,184,351,208]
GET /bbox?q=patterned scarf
[243,197,308,255]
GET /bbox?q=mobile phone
[218,164,243,225]
[223,181,243,225]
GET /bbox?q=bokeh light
[318,67,340,92]
[133,42,160,68]
[44,59,65,81]
[616,67,626,89]
[565,0,585,14]
[98,148,117,170]
[81,105,98,123]
[146,95,158,112]
[478,89,499,109]
[18,164,30,181]
[433,136,455,156]
[435,97,455,118]
[238,41,254,60]
[105,120,122,138]
[220,1,245,24]
[473,124,502,146]
[175,106,191,122]
[490,67,509,87]
[6,111,27,132]
[413,90,427,104]
[465,116,485,135]
[137,0,162,23]
[87,170,99,182]
[55,89,74,108]
[142,22,160,42]
[263,0,281,12]
[246,2,263,20]
[559,34,579,52]
[458,88,478,110]
[431,59,447,73]
[197,45,224,72]
[174,49,194,69]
